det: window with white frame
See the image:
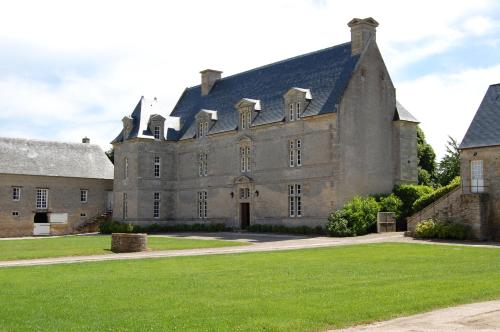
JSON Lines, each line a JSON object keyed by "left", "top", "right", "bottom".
{"left": 288, "top": 184, "right": 302, "bottom": 217}
{"left": 471, "top": 160, "right": 484, "bottom": 193}
{"left": 239, "top": 108, "right": 252, "bottom": 130}
{"left": 239, "top": 188, "right": 250, "bottom": 199}
{"left": 288, "top": 103, "right": 295, "bottom": 121}
{"left": 36, "top": 188, "right": 48, "bottom": 209}
{"left": 153, "top": 192, "right": 160, "bottom": 218}
{"left": 80, "top": 189, "right": 88, "bottom": 203}
{"left": 154, "top": 155, "right": 161, "bottom": 178}
{"left": 295, "top": 95, "right": 301, "bottom": 119}
{"left": 124, "top": 157, "right": 129, "bottom": 179}
{"left": 198, "top": 121, "right": 209, "bottom": 138}
{"left": 288, "top": 138, "right": 302, "bottom": 167}
{"left": 12, "top": 187, "right": 20, "bottom": 201}
{"left": 154, "top": 125, "right": 161, "bottom": 140}
{"left": 198, "top": 191, "right": 207, "bottom": 219}
{"left": 198, "top": 152, "right": 208, "bottom": 177}
{"left": 123, "top": 193, "right": 128, "bottom": 219}
{"left": 240, "top": 145, "right": 251, "bottom": 173}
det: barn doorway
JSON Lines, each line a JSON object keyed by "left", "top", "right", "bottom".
{"left": 33, "top": 213, "right": 50, "bottom": 235}
{"left": 34, "top": 213, "right": 48, "bottom": 223}
{"left": 240, "top": 203, "right": 250, "bottom": 229}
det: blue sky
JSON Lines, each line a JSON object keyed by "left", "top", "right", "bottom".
{"left": 0, "top": 0, "right": 499, "bottom": 158}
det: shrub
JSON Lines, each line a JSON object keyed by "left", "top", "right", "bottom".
{"left": 414, "top": 218, "right": 472, "bottom": 240}
{"left": 100, "top": 222, "right": 233, "bottom": 234}
{"left": 99, "top": 220, "right": 135, "bottom": 234}
{"left": 412, "top": 177, "right": 461, "bottom": 213}
{"left": 246, "top": 224, "right": 325, "bottom": 235}
{"left": 393, "top": 184, "right": 434, "bottom": 219}
{"left": 378, "top": 194, "right": 403, "bottom": 219}
{"left": 327, "top": 196, "right": 380, "bottom": 237}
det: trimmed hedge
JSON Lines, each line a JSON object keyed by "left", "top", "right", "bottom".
{"left": 246, "top": 224, "right": 326, "bottom": 235}
{"left": 393, "top": 184, "right": 434, "bottom": 219}
{"left": 412, "top": 177, "right": 461, "bottom": 213}
{"left": 99, "top": 221, "right": 232, "bottom": 234}
{"left": 414, "top": 219, "right": 472, "bottom": 240}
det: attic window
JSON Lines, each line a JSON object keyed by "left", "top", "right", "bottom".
{"left": 154, "top": 126, "right": 161, "bottom": 140}
{"left": 239, "top": 107, "right": 252, "bottom": 130}
{"left": 198, "top": 121, "right": 208, "bottom": 138}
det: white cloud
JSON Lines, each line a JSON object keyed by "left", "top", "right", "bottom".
{"left": 0, "top": 0, "right": 499, "bottom": 154}
{"left": 397, "top": 64, "right": 500, "bottom": 159}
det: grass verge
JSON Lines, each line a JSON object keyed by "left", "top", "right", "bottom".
{"left": 1, "top": 243, "right": 500, "bottom": 331}
{"left": 0, "top": 235, "right": 247, "bottom": 261}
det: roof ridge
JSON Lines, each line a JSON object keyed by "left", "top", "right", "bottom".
{"left": 186, "top": 42, "right": 352, "bottom": 90}
{"left": 0, "top": 136, "right": 100, "bottom": 147}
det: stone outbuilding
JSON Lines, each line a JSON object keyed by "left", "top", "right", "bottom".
{"left": 0, "top": 137, "right": 114, "bottom": 237}
{"left": 112, "top": 17, "right": 419, "bottom": 229}
{"left": 408, "top": 84, "right": 500, "bottom": 240}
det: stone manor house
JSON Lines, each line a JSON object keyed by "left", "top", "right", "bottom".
{"left": 112, "top": 18, "right": 419, "bottom": 229}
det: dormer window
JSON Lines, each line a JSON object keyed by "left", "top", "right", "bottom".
{"left": 284, "top": 88, "right": 312, "bottom": 122}
{"left": 154, "top": 126, "right": 161, "bottom": 140}
{"left": 239, "top": 107, "right": 252, "bottom": 130}
{"left": 198, "top": 121, "right": 208, "bottom": 138}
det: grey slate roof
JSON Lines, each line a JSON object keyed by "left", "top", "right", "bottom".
{"left": 0, "top": 137, "right": 114, "bottom": 179}
{"left": 460, "top": 84, "right": 500, "bottom": 149}
{"left": 394, "top": 101, "right": 419, "bottom": 123}
{"left": 170, "top": 42, "right": 360, "bottom": 140}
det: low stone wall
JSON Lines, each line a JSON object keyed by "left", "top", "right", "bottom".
{"left": 407, "top": 189, "right": 489, "bottom": 240}
{"left": 111, "top": 233, "right": 148, "bottom": 253}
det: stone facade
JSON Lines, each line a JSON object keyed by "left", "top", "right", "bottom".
{"left": 0, "top": 138, "right": 114, "bottom": 237}
{"left": 112, "top": 18, "right": 418, "bottom": 229}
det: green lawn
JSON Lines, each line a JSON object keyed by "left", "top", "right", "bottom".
{"left": 0, "top": 235, "right": 247, "bottom": 261}
{"left": 1, "top": 243, "right": 500, "bottom": 331}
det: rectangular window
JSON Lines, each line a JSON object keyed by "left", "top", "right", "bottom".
{"left": 198, "top": 122, "right": 204, "bottom": 137}
{"left": 296, "top": 102, "right": 301, "bottom": 119}
{"left": 154, "top": 156, "right": 161, "bottom": 178}
{"left": 288, "top": 184, "right": 302, "bottom": 218}
{"left": 36, "top": 189, "right": 48, "bottom": 209}
{"left": 198, "top": 153, "right": 208, "bottom": 177}
{"left": 12, "top": 187, "right": 20, "bottom": 201}
{"left": 154, "top": 126, "right": 161, "bottom": 140}
{"left": 203, "top": 122, "right": 208, "bottom": 136}
{"left": 288, "top": 139, "right": 302, "bottom": 167}
{"left": 239, "top": 188, "right": 250, "bottom": 199}
{"left": 80, "top": 189, "right": 88, "bottom": 203}
{"left": 240, "top": 146, "right": 248, "bottom": 173}
{"left": 198, "top": 191, "right": 207, "bottom": 219}
{"left": 12, "top": 211, "right": 19, "bottom": 217}
{"left": 471, "top": 160, "right": 484, "bottom": 193}
{"left": 123, "top": 193, "right": 128, "bottom": 219}
{"left": 289, "top": 103, "right": 295, "bottom": 121}
{"left": 153, "top": 192, "right": 160, "bottom": 218}
{"left": 124, "top": 157, "right": 129, "bottom": 179}
{"left": 240, "top": 112, "right": 246, "bottom": 129}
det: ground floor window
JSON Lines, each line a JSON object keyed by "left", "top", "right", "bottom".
{"left": 198, "top": 191, "right": 207, "bottom": 219}
{"left": 12, "top": 211, "right": 19, "bottom": 217}
{"left": 36, "top": 188, "right": 48, "bottom": 209}
{"left": 123, "top": 193, "right": 128, "bottom": 219}
{"left": 288, "top": 184, "right": 302, "bottom": 217}
{"left": 153, "top": 192, "right": 160, "bottom": 218}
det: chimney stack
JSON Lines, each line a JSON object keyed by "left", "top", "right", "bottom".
{"left": 82, "top": 137, "right": 90, "bottom": 144}
{"left": 200, "top": 69, "right": 222, "bottom": 96}
{"left": 347, "top": 17, "right": 379, "bottom": 56}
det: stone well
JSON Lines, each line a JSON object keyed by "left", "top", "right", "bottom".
{"left": 111, "top": 233, "right": 148, "bottom": 253}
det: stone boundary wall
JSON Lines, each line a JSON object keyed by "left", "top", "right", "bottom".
{"left": 407, "top": 187, "right": 489, "bottom": 239}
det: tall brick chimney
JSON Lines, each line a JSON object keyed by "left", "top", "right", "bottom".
{"left": 348, "top": 17, "right": 379, "bottom": 56}
{"left": 200, "top": 69, "right": 222, "bottom": 96}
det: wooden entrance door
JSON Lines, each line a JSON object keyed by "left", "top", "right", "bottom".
{"left": 240, "top": 203, "right": 250, "bottom": 229}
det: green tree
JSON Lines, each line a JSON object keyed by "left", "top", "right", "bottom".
{"left": 437, "top": 136, "right": 460, "bottom": 186}
{"left": 417, "top": 126, "right": 437, "bottom": 186}
{"left": 105, "top": 147, "right": 114, "bottom": 164}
